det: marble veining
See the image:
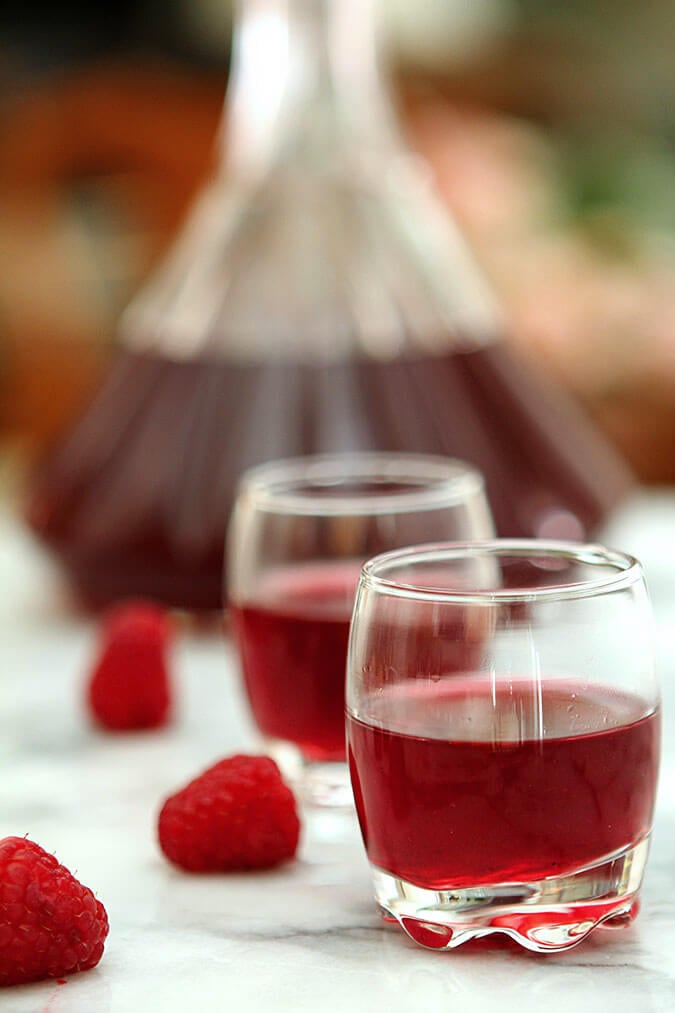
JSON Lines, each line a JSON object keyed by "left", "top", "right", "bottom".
{"left": 1, "top": 496, "right": 675, "bottom": 1012}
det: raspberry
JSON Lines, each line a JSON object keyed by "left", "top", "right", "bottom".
{"left": 158, "top": 755, "right": 300, "bottom": 872}
{"left": 0, "top": 838, "right": 109, "bottom": 987}
{"left": 87, "top": 600, "right": 173, "bottom": 731}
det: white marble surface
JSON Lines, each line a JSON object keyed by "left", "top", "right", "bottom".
{"left": 1, "top": 494, "right": 675, "bottom": 1013}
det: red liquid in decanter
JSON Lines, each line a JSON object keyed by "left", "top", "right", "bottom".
{"left": 26, "top": 340, "right": 631, "bottom": 610}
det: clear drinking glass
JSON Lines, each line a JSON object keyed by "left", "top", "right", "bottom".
{"left": 347, "top": 540, "right": 661, "bottom": 952}
{"left": 227, "top": 453, "right": 494, "bottom": 806}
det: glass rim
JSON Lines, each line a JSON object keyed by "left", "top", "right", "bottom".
{"left": 360, "top": 539, "right": 644, "bottom": 603}
{"left": 235, "top": 453, "right": 486, "bottom": 516}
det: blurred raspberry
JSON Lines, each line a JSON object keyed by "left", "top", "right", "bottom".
{"left": 0, "top": 837, "right": 109, "bottom": 987}
{"left": 87, "top": 600, "right": 173, "bottom": 731}
{"left": 158, "top": 755, "right": 300, "bottom": 872}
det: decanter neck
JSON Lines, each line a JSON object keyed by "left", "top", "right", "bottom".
{"left": 222, "top": 0, "right": 399, "bottom": 178}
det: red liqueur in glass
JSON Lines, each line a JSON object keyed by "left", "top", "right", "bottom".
{"left": 348, "top": 678, "right": 660, "bottom": 890}
{"left": 231, "top": 567, "right": 356, "bottom": 762}
{"left": 232, "top": 562, "right": 486, "bottom": 764}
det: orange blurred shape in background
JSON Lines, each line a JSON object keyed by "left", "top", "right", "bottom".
{"left": 0, "top": 62, "right": 223, "bottom": 455}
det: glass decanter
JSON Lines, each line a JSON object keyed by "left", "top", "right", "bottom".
{"left": 27, "top": 0, "right": 632, "bottom": 610}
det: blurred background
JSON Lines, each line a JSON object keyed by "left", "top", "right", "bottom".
{"left": 1, "top": 0, "right": 673, "bottom": 491}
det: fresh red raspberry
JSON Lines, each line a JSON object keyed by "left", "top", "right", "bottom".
{"left": 0, "top": 837, "right": 109, "bottom": 987}
{"left": 158, "top": 755, "right": 300, "bottom": 872}
{"left": 87, "top": 600, "right": 173, "bottom": 731}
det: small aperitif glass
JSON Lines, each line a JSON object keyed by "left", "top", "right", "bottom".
{"left": 347, "top": 540, "right": 661, "bottom": 952}
{"left": 227, "top": 453, "right": 494, "bottom": 806}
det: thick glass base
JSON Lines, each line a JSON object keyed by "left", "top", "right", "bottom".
{"left": 372, "top": 837, "right": 650, "bottom": 953}
{"left": 263, "top": 738, "right": 353, "bottom": 808}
